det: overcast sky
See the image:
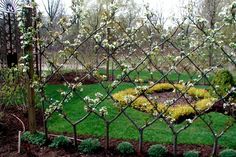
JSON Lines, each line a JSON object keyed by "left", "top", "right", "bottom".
{"left": 35, "top": 0, "right": 188, "bottom": 25}
{"left": 36, "top": 0, "right": 187, "bottom": 14}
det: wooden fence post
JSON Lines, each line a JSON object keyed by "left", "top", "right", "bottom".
{"left": 106, "top": 27, "right": 111, "bottom": 81}
{"left": 24, "top": 6, "right": 36, "bottom": 134}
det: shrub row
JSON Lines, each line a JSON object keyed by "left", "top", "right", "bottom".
{"left": 21, "top": 131, "right": 70, "bottom": 148}
{"left": 21, "top": 132, "right": 236, "bottom": 156}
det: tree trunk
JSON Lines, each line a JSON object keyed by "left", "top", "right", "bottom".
{"left": 138, "top": 129, "right": 143, "bottom": 153}
{"left": 173, "top": 133, "right": 178, "bottom": 157}
{"left": 105, "top": 122, "right": 110, "bottom": 150}
{"left": 212, "top": 138, "right": 218, "bottom": 157}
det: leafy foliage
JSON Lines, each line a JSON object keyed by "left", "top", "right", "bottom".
{"left": 0, "top": 67, "right": 27, "bottom": 106}
{"left": 116, "top": 142, "right": 135, "bottom": 155}
{"left": 148, "top": 144, "right": 168, "bottom": 157}
{"left": 49, "top": 135, "right": 70, "bottom": 148}
{"left": 21, "top": 131, "right": 46, "bottom": 146}
{"left": 183, "top": 150, "right": 199, "bottom": 157}
{"left": 219, "top": 149, "right": 236, "bottom": 157}
{"left": 210, "top": 69, "right": 235, "bottom": 98}
{"left": 78, "top": 138, "right": 101, "bottom": 154}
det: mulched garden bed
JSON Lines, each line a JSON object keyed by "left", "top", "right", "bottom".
{"left": 47, "top": 72, "right": 99, "bottom": 85}
{"left": 47, "top": 71, "right": 119, "bottom": 85}
{"left": 47, "top": 71, "right": 161, "bottom": 85}
{"left": 152, "top": 91, "right": 196, "bottom": 105}
{"left": 0, "top": 105, "right": 222, "bottom": 157}
{"left": 16, "top": 140, "right": 217, "bottom": 157}
{"left": 0, "top": 106, "right": 43, "bottom": 156}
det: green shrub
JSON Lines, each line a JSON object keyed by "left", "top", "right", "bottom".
{"left": 21, "top": 131, "right": 46, "bottom": 146}
{"left": 49, "top": 135, "right": 70, "bottom": 148}
{"left": 0, "top": 67, "right": 27, "bottom": 106}
{"left": 117, "top": 142, "right": 135, "bottom": 155}
{"left": 183, "top": 150, "right": 199, "bottom": 157}
{"left": 211, "top": 69, "right": 235, "bottom": 98}
{"left": 78, "top": 138, "right": 101, "bottom": 154}
{"left": 219, "top": 149, "right": 236, "bottom": 157}
{"left": 148, "top": 144, "right": 167, "bottom": 157}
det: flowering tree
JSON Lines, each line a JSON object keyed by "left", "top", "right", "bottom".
{"left": 6, "top": 0, "right": 236, "bottom": 156}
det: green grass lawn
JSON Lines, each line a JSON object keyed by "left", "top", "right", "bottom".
{"left": 98, "top": 69, "right": 207, "bottom": 83}
{"left": 59, "top": 68, "right": 209, "bottom": 84}
{"left": 45, "top": 83, "right": 236, "bottom": 149}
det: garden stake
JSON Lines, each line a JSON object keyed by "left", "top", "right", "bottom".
{"left": 17, "top": 131, "right": 21, "bottom": 154}
{"left": 106, "top": 27, "right": 111, "bottom": 80}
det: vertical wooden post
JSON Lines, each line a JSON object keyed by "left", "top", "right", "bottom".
{"left": 6, "top": 12, "right": 18, "bottom": 67}
{"left": 111, "top": 59, "right": 114, "bottom": 81}
{"left": 33, "top": 4, "right": 40, "bottom": 76}
{"left": 2, "top": 12, "right": 7, "bottom": 67}
{"left": 106, "top": 27, "right": 111, "bottom": 80}
{"left": 24, "top": 6, "right": 36, "bottom": 134}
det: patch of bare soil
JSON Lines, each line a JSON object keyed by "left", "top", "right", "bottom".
{"left": 0, "top": 106, "right": 43, "bottom": 157}
{"left": 47, "top": 71, "right": 144, "bottom": 85}
{"left": 152, "top": 91, "right": 196, "bottom": 106}
{"left": 47, "top": 72, "right": 99, "bottom": 85}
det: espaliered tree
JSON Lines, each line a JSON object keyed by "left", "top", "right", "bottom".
{"left": 33, "top": 1, "right": 236, "bottom": 157}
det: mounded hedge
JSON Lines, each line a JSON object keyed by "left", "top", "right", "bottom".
{"left": 113, "top": 83, "right": 215, "bottom": 121}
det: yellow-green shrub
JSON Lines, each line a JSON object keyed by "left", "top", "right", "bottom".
{"left": 168, "top": 105, "right": 195, "bottom": 121}
{"left": 132, "top": 97, "right": 153, "bottom": 113}
{"left": 187, "top": 88, "right": 211, "bottom": 99}
{"left": 112, "top": 88, "right": 137, "bottom": 105}
{"left": 112, "top": 83, "right": 214, "bottom": 121}
{"left": 195, "top": 98, "right": 215, "bottom": 111}
{"left": 173, "top": 84, "right": 186, "bottom": 91}
{"left": 147, "top": 83, "right": 174, "bottom": 93}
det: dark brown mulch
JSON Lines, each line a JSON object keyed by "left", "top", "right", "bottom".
{"left": 0, "top": 106, "right": 44, "bottom": 157}
{"left": 47, "top": 72, "right": 99, "bottom": 85}
{"left": 152, "top": 92, "right": 196, "bottom": 106}
{"left": 10, "top": 138, "right": 218, "bottom": 157}
{"left": 1, "top": 137, "right": 218, "bottom": 157}
{"left": 46, "top": 71, "right": 144, "bottom": 85}
{"left": 98, "top": 138, "right": 218, "bottom": 157}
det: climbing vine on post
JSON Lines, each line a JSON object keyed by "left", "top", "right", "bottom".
{"left": 19, "top": 4, "right": 37, "bottom": 134}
